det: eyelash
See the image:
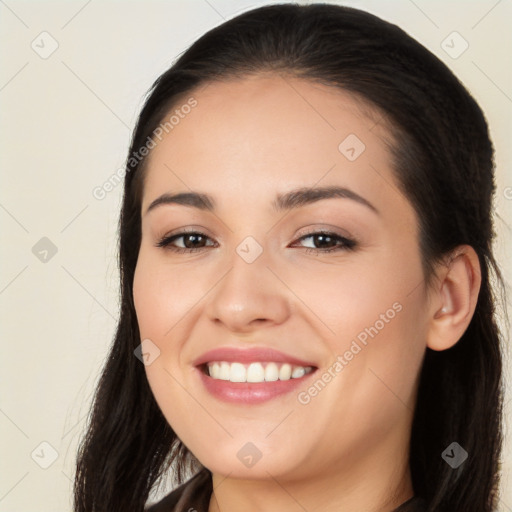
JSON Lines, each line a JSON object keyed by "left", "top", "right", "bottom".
{"left": 155, "top": 229, "right": 357, "bottom": 255}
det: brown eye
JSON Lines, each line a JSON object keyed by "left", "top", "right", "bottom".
{"left": 293, "top": 231, "right": 356, "bottom": 254}
{"left": 156, "top": 231, "right": 216, "bottom": 253}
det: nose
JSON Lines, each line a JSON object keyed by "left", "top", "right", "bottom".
{"left": 205, "top": 248, "right": 291, "bottom": 334}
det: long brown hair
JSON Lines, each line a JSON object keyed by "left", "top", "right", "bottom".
{"left": 73, "top": 4, "right": 505, "bottom": 511}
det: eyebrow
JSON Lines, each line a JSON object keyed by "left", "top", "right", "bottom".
{"left": 144, "top": 185, "right": 379, "bottom": 216}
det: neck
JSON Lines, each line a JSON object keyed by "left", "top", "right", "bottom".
{"left": 208, "top": 442, "right": 414, "bottom": 512}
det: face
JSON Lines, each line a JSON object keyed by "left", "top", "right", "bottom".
{"left": 133, "top": 74, "right": 429, "bottom": 483}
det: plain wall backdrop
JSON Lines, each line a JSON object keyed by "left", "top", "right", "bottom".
{"left": 0, "top": 0, "right": 511, "bottom": 510}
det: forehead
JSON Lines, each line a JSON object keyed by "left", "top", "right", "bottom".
{"left": 141, "top": 73, "right": 402, "bottom": 216}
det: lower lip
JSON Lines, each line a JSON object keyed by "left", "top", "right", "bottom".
{"left": 196, "top": 367, "right": 317, "bottom": 404}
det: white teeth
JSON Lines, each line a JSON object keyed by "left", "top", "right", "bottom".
{"left": 265, "top": 362, "right": 279, "bottom": 382}
{"left": 230, "top": 362, "right": 246, "bottom": 382}
{"left": 291, "top": 366, "right": 306, "bottom": 379}
{"left": 247, "top": 362, "right": 265, "bottom": 382}
{"left": 279, "top": 363, "right": 292, "bottom": 380}
{"left": 211, "top": 362, "right": 220, "bottom": 379}
{"left": 219, "top": 362, "right": 230, "bottom": 380}
{"left": 207, "top": 361, "right": 313, "bottom": 383}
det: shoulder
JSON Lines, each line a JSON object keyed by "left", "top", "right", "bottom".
{"left": 394, "top": 496, "right": 428, "bottom": 512}
{"left": 145, "top": 468, "right": 212, "bottom": 512}
{"left": 395, "top": 496, "right": 427, "bottom": 512}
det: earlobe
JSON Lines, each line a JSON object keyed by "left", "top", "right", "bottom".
{"left": 426, "top": 245, "right": 482, "bottom": 351}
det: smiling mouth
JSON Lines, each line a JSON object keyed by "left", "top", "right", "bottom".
{"left": 200, "top": 361, "right": 316, "bottom": 383}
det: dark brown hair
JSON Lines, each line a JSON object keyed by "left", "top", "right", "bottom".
{"left": 73, "top": 4, "right": 505, "bottom": 511}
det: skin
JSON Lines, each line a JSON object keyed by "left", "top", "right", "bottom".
{"left": 132, "top": 73, "right": 481, "bottom": 512}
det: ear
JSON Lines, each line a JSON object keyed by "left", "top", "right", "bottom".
{"left": 426, "top": 245, "right": 482, "bottom": 351}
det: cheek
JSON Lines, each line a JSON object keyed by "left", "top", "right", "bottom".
{"left": 307, "top": 245, "right": 426, "bottom": 406}
{"left": 133, "top": 249, "right": 205, "bottom": 341}
{"left": 292, "top": 291, "right": 425, "bottom": 470}
{"left": 132, "top": 251, "right": 207, "bottom": 442}
{"left": 306, "top": 257, "right": 417, "bottom": 344}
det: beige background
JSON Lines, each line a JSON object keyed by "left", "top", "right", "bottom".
{"left": 0, "top": 0, "right": 510, "bottom": 510}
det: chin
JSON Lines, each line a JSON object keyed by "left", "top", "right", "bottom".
{"left": 188, "top": 437, "right": 311, "bottom": 481}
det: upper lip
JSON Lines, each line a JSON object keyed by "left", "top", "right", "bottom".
{"left": 193, "top": 347, "right": 317, "bottom": 368}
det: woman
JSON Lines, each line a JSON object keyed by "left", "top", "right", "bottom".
{"left": 73, "top": 3, "right": 505, "bottom": 512}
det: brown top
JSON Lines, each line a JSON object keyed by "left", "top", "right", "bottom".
{"left": 145, "top": 468, "right": 428, "bottom": 512}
